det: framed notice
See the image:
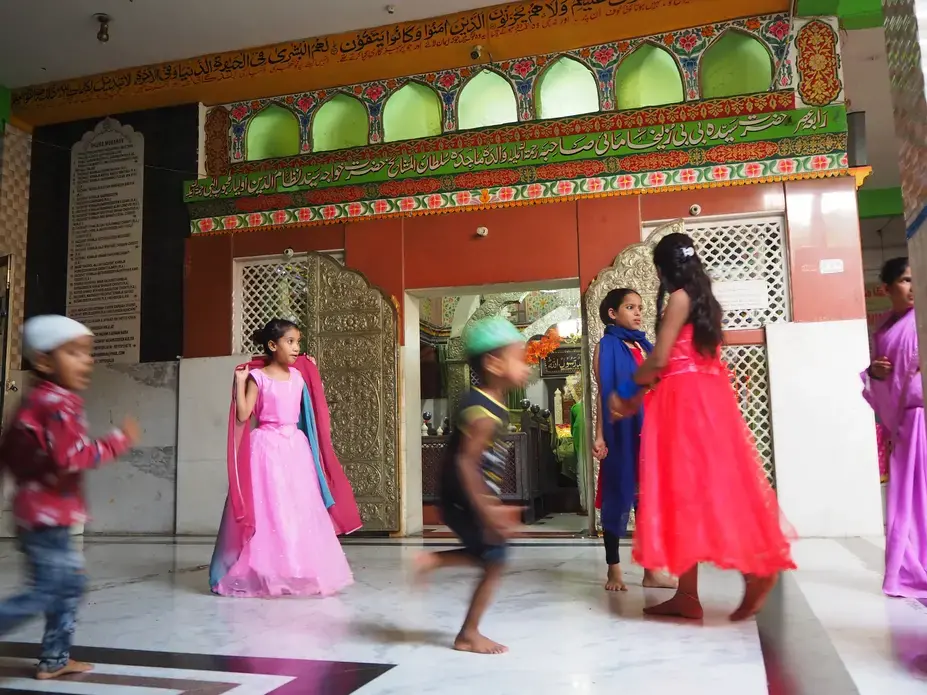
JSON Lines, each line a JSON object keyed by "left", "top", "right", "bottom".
{"left": 66, "top": 119, "right": 144, "bottom": 364}
{"left": 711, "top": 280, "right": 769, "bottom": 313}
{"left": 541, "top": 347, "right": 582, "bottom": 377}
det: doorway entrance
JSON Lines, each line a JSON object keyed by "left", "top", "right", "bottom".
{"left": 411, "top": 280, "right": 592, "bottom": 538}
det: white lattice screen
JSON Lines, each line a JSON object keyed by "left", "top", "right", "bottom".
{"left": 692, "top": 218, "right": 784, "bottom": 482}
{"left": 693, "top": 217, "right": 788, "bottom": 329}
{"left": 646, "top": 217, "right": 789, "bottom": 330}
{"left": 721, "top": 343, "right": 775, "bottom": 483}
{"left": 638, "top": 216, "right": 786, "bottom": 485}
{"left": 233, "top": 252, "right": 343, "bottom": 354}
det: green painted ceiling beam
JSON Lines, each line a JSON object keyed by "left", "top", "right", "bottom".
{"left": 797, "top": 0, "right": 840, "bottom": 14}
{"left": 858, "top": 186, "right": 905, "bottom": 219}
{"left": 797, "top": 0, "right": 884, "bottom": 28}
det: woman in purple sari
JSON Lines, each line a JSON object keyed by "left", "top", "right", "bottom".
{"left": 862, "top": 257, "right": 927, "bottom": 598}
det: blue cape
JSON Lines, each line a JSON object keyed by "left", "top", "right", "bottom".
{"left": 298, "top": 384, "right": 335, "bottom": 509}
{"left": 599, "top": 325, "right": 652, "bottom": 536}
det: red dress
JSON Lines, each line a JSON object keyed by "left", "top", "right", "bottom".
{"left": 595, "top": 343, "right": 646, "bottom": 511}
{"left": 632, "top": 325, "right": 795, "bottom": 577}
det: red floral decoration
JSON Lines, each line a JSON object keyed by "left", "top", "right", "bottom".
{"left": 525, "top": 328, "right": 562, "bottom": 365}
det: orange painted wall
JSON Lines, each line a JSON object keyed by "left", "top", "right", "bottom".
{"left": 577, "top": 197, "right": 642, "bottom": 291}
{"left": 404, "top": 203, "right": 580, "bottom": 290}
{"left": 183, "top": 225, "right": 346, "bottom": 357}
{"left": 640, "top": 184, "right": 786, "bottom": 221}
{"left": 183, "top": 178, "right": 865, "bottom": 359}
{"left": 185, "top": 234, "right": 233, "bottom": 357}
{"left": 232, "top": 224, "right": 345, "bottom": 259}
{"left": 344, "top": 218, "right": 405, "bottom": 312}
{"left": 784, "top": 178, "right": 866, "bottom": 322}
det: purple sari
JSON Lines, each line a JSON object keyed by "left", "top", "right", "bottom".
{"left": 862, "top": 308, "right": 927, "bottom": 598}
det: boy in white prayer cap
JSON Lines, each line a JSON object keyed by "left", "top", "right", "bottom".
{"left": 0, "top": 315, "right": 139, "bottom": 679}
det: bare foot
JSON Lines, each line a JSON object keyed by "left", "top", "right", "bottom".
{"left": 412, "top": 552, "right": 440, "bottom": 586}
{"left": 730, "top": 574, "right": 778, "bottom": 622}
{"left": 644, "top": 592, "right": 704, "bottom": 620}
{"left": 605, "top": 565, "right": 628, "bottom": 592}
{"left": 454, "top": 631, "right": 508, "bottom": 655}
{"left": 36, "top": 660, "right": 93, "bottom": 680}
{"left": 642, "top": 570, "right": 677, "bottom": 589}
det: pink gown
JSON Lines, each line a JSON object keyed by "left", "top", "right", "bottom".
{"left": 214, "top": 368, "right": 353, "bottom": 597}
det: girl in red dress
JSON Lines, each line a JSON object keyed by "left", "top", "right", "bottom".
{"left": 609, "top": 232, "right": 795, "bottom": 621}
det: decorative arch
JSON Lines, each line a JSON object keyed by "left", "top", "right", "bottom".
{"left": 535, "top": 56, "right": 600, "bottom": 120}
{"left": 457, "top": 69, "right": 518, "bottom": 130}
{"left": 311, "top": 93, "right": 369, "bottom": 153}
{"left": 383, "top": 82, "right": 443, "bottom": 142}
{"left": 245, "top": 103, "right": 300, "bottom": 161}
{"left": 614, "top": 42, "right": 685, "bottom": 110}
{"left": 700, "top": 29, "right": 774, "bottom": 99}
{"left": 520, "top": 289, "right": 581, "bottom": 339}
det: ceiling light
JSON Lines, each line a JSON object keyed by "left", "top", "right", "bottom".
{"left": 94, "top": 13, "right": 111, "bottom": 43}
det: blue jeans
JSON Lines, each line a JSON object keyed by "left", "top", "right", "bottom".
{"left": 0, "top": 526, "right": 87, "bottom": 672}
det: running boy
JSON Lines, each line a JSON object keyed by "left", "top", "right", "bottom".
{"left": 416, "top": 316, "right": 529, "bottom": 654}
{"left": 0, "top": 316, "right": 139, "bottom": 679}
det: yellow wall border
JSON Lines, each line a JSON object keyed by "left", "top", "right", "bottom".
{"left": 13, "top": 0, "right": 788, "bottom": 126}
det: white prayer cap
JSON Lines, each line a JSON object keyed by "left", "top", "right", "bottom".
{"left": 23, "top": 315, "right": 93, "bottom": 361}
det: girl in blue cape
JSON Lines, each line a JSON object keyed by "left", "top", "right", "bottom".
{"left": 592, "top": 289, "right": 676, "bottom": 592}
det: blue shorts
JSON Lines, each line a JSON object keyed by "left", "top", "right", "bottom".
{"left": 441, "top": 500, "right": 507, "bottom": 565}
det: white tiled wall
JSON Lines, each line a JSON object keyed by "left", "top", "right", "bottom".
{"left": 83, "top": 362, "right": 178, "bottom": 534}
{"left": 767, "top": 319, "right": 884, "bottom": 537}
{"left": 1, "top": 364, "right": 179, "bottom": 536}
{"left": 176, "top": 355, "right": 245, "bottom": 534}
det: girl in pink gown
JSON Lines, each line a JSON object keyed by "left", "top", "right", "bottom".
{"left": 209, "top": 319, "right": 355, "bottom": 597}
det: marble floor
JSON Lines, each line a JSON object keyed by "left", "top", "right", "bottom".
{"left": 0, "top": 536, "right": 923, "bottom": 694}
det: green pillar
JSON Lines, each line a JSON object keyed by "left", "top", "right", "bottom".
{"left": 0, "top": 85, "right": 9, "bottom": 127}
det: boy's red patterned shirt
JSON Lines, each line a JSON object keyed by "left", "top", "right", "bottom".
{"left": 0, "top": 380, "right": 130, "bottom": 528}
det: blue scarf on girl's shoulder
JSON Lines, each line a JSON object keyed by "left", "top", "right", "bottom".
{"left": 598, "top": 325, "right": 653, "bottom": 536}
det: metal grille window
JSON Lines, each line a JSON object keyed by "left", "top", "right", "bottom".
{"left": 233, "top": 252, "right": 344, "bottom": 355}
{"left": 690, "top": 217, "right": 789, "bottom": 330}
{"left": 722, "top": 343, "right": 775, "bottom": 484}
{"left": 645, "top": 217, "right": 789, "bottom": 330}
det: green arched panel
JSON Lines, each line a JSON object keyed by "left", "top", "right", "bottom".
{"left": 312, "top": 94, "right": 368, "bottom": 152}
{"left": 536, "top": 57, "right": 599, "bottom": 120}
{"left": 245, "top": 104, "right": 300, "bottom": 161}
{"left": 383, "top": 83, "right": 443, "bottom": 142}
{"left": 701, "top": 31, "right": 774, "bottom": 99}
{"left": 615, "top": 44, "right": 684, "bottom": 109}
{"left": 458, "top": 70, "right": 518, "bottom": 130}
